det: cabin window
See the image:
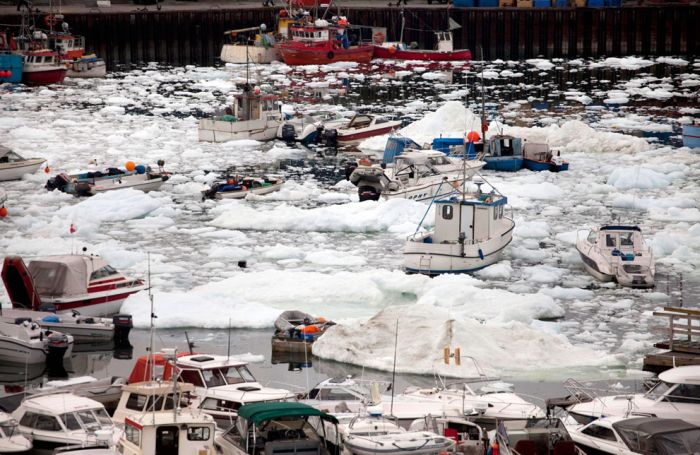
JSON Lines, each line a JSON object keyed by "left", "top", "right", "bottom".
{"left": 665, "top": 384, "right": 700, "bottom": 403}
{"left": 125, "top": 424, "right": 141, "bottom": 446}
{"left": 201, "top": 369, "right": 226, "bottom": 387}
{"left": 499, "top": 205, "right": 504, "bottom": 219}
{"left": 188, "top": 426, "right": 211, "bottom": 441}
{"left": 90, "top": 265, "right": 118, "bottom": 280}
{"left": 126, "top": 394, "right": 148, "bottom": 411}
{"left": 61, "top": 413, "right": 82, "bottom": 431}
{"left": 581, "top": 424, "right": 617, "bottom": 442}
{"left": 94, "top": 408, "right": 112, "bottom": 426}
{"left": 620, "top": 232, "right": 634, "bottom": 247}
{"left": 201, "top": 398, "right": 241, "bottom": 412}
{"left": 315, "top": 388, "right": 357, "bottom": 401}
{"left": 587, "top": 231, "right": 597, "bottom": 244}
{"left": 220, "top": 366, "right": 256, "bottom": 384}
{"left": 605, "top": 234, "right": 616, "bottom": 248}
{"left": 179, "top": 369, "right": 205, "bottom": 387}
{"left": 35, "top": 415, "right": 62, "bottom": 431}
{"left": 76, "top": 410, "right": 101, "bottom": 431}
{"left": 493, "top": 207, "right": 498, "bottom": 220}
{"left": 442, "top": 205, "right": 453, "bottom": 220}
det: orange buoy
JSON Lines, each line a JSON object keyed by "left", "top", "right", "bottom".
{"left": 317, "top": 317, "right": 327, "bottom": 323}
{"left": 466, "top": 130, "right": 480, "bottom": 143}
{"left": 0, "top": 207, "right": 7, "bottom": 218}
{"left": 301, "top": 325, "right": 320, "bottom": 334}
{"left": 125, "top": 161, "right": 136, "bottom": 172}
{"left": 44, "top": 165, "right": 50, "bottom": 173}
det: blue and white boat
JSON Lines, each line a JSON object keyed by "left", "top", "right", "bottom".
{"left": 682, "top": 123, "right": 700, "bottom": 148}
{"left": 0, "top": 52, "right": 22, "bottom": 84}
{"left": 482, "top": 135, "right": 524, "bottom": 172}
{"left": 522, "top": 142, "right": 569, "bottom": 172}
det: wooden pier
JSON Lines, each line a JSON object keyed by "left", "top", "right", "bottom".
{"left": 0, "top": 4, "right": 697, "bottom": 69}
{"left": 643, "top": 306, "right": 700, "bottom": 374}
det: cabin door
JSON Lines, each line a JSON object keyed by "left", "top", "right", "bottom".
{"left": 156, "top": 426, "right": 179, "bottom": 454}
{"left": 473, "top": 207, "right": 490, "bottom": 241}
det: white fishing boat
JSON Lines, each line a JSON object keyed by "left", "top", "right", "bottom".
{"left": 408, "top": 416, "right": 484, "bottom": 455}
{"left": 1, "top": 254, "right": 148, "bottom": 317}
{"left": 0, "top": 145, "right": 46, "bottom": 181}
{"left": 0, "top": 411, "right": 32, "bottom": 454}
{"left": 45, "top": 162, "right": 170, "bottom": 196}
{"left": 568, "top": 416, "right": 700, "bottom": 455}
{"left": 120, "top": 409, "right": 215, "bottom": 455}
{"left": 0, "top": 319, "right": 73, "bottom": 365}
{"left": 13, "top": 393, "right": 119, "bottom": 453}
{"left": 164, "top": 354, "right": 295, "bottom": 428}
{"left": 576, "top": 225, "right": 655, "bottom": 288}
{"left": 65, "top": 55, "right": 107, "bottom": 78}
{"left": 112, "top": 381, "right": 196, "bottom": 427}
{"left": 220, "top": 25, "right": 282, "bottom": 64}
{"left": 198, "top": 84, "right": 282, "bottom": 142}
{"left": 201, "top": 176, "right": 285, "bottom": 200}
{"left": 349, "top": 150, "right": 485, "bottom": 202}
{"left": 27, "top": 376, "right": 126, "bottom": 412}
{"left": 565, "top": 365, "right": 700, "bottom": 426}
{"left": 403, "top": 180, "right": 514, "bottom": 275}
{"left": 334, "top": 114, "right": 402, "bottom": 145}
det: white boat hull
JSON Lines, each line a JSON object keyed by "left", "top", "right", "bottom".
{"left": 0, "top": 158, "right": 46, "bottom": 181}
{"left": 0, "top": 337, "right": 47, "bottom": 364}
{"left": 198, "top": 118, "right": 280, "bottom": 142}
{"left": 404, "top": 219, "right": 515, "bottom": 274}
{"left": 343, "top": 432, "right": 454, "bottom": 455}
{"left": 66, "top": 59, "right": 107, "bottom": 78}
{"left": 216, "top": 182, "right": 284, "bottom": 199}
{"left": 42, "top": 296, "right": 130, "bottom": 318}
{"left": 88, "top": 176, "right": 166, "bottom": 194}
{"left": 220, "top": 44, "right": 280, "bottom": 64}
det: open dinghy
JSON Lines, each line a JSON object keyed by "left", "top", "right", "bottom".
{"left": 45, "top": 161, "right": 170, "bottom": 196}
{"left": 0, "top": 145, "right": 46, "bottom": 181}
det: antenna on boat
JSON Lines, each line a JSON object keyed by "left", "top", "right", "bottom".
{"left": 227, "top": 318, "right": 231, "bottom": 361}
{"left": 389, "top": 318, "right": 399, "bottom": 417}
{"left": 479, "top": 46, "right": 486, "bottom": 142}
{"left": 147, "top": 252, "right": 155, "bottom": 384}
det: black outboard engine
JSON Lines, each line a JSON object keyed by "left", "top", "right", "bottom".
{"left": 112, "top": 314, "right": 133, "bottom": 348}
{"left": 358, "top": 185, "right": 381, "bottom": 202}
{"left": 345, "top": 160, "right": 358, "bottom": 181}
{"left": 324, "top": 128, "right": 338, "bottom": 148}
{"left": 314, "top": 125, "right": 325, "bottom": 144}
{"left": 45, "top": 330, "right": 71, "bottom": 370}
{"left": 45, "top": 173, "right": 70, "bottom": 192}
{"left": 74, "top": 181, "right": 92, "bottom": 197}
{"left": 201, "top": 183, "right": 220, "bottom": 201}
{"left": 281, "top": 124, "right": 296, "bottom": 143}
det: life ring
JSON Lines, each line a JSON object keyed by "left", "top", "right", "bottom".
{"left": 372, "top": 31, "right": 386, "bottom": 45}
{"left": 44, "top": 14, "right": 59, "bottom": 27}
{"left": 326, "top": 51, "right": 334, "bottom": 60}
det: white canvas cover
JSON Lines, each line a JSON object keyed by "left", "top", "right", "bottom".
{"left": 28, "top": 256, "right": 89, "bottom": 297}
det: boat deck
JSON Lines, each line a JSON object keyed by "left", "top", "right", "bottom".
{"left": 643, "top": 307, "right": 700, "bottom": 374}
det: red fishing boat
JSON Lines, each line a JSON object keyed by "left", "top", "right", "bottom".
{"left": 21, "top": 49, "right": 66, "bottom": 86}
{"left": 276, "top": 21, "right": 374, "bottom": 66}
{"left": 2, "top": 254, "right": 147, "bottom": 317}
{"left": 373, "top": 31, "right": 472, "bottom": 62}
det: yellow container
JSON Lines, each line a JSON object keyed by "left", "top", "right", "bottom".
{"left": 516, "top": 0, "right": 534, "bottom": 6}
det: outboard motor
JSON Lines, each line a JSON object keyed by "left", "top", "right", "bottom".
{"left": 45, "top": 330, "right": 71, "bottom": 369}
{"left": 281, "top": 123, "right": 296, "bottom": 143}
{"left": 112, "top": 314, "right": 133, "bottom": 348}
{"left": 201, "top": 183, "right": 220, "bottom": 201}
{"left": 45, "top": 173, "right": 70, "bottom": 192}
{"left": 324, "top": 128, "right": 338, "bottom": 148}
{"left": 344, "top": 160, "right": 358, "bottom": 181}
{"left": 314, "top": 125, "right": 325, "bottom": 144}
{"left": 358, "top": 185, "right": 381, "bottom": 202}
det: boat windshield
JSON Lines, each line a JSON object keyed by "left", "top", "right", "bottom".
{"left": 199, "top": 366, "right": 256, "bottom": 387}
{"left": 645, "top": 381, "right": 672, "bottom": 400}
{"left": 61, "top": 408, "right": 112, "bottom": 432}
{"left": 0, "top": 419, "right": 18, "bottom": 437}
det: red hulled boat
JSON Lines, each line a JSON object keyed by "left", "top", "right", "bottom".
{"left": 21, "top": 49, "right": 66, "bottom": 86}
{"left": 373, "top": 31, "right": 472, "bottom": 62}
{"left": 276, "top": 21, "right": 374, "bottom": 66}
{"left": 2, "top": 255, "right": 147, "bottom": 317}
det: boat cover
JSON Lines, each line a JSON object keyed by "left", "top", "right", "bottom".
{"left": 274, "top": 310, "right": 313, "bottom": 332}
{"left": 0, "top": 145, "right": 11, "bottom": 159}
{"left": 238, "top": 402, "right": 338, "bottom": 425}
{"left": 28, "top": 256, "right": 89, "bottom": 296}
{"left": 612, "top": 418, "right": 700, "bottom": 455}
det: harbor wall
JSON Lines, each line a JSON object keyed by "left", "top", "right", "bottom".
{"left": 0, "top": 5, "right": 696, "bottom": 68}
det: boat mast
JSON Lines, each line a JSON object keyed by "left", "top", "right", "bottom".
{"left": 480, "top": 46, "right": 486, "bottom": 141}
{"left": 399, "top": 8, "right": 405, "bottom": 45}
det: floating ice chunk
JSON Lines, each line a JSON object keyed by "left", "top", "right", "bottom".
{"left": 474, "top": 261, "right": 512, "bottom": 279}
{"left": 522, "top": 265, "right": 567, "bottom": 284}
{"left": 607, "top": 166, "right": 671, "bottom": 189}
{"left": 656, "top": 57, "right": 689, "bottom": 66}
{"left": 526, "top": 59, "right": 555, "bottom": 71}
{"left": 540, "top": 286, "right": 594, "bottom": 300}
{"left": 515, "top": 220, "right": 551, "bottom": 238}
{"left": 305, "top": 250, "right": 367, "bottom": 267}
{"left": 594, "top": 57, "right": 654, "bottom": 70}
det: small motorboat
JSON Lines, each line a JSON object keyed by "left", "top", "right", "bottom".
{"left": 404, "top": 180, "right": 514, "bottom": 275}
{"left": 277, "top": 111, "right": 347, "bottom": 145}
{"left": 568, "top": 416, "right": 699, "bottom": 455}
{"left": 349, "top": 150, "right": 484, "bottom": 202}
{"left": 522, "top": 142, "right": 569, "bottom": 172}
{"left": 334, "top": 114, "right": 401, "bottom": 145}
{"left": 0, "top": 319, "right": 73, "bottom": 366}
{"left": 202, "top": 175, "right": 285, "bottom": 200}
{"left": 21, "top": 49, "right": 67, "bottom": 86}
{"left": 374, "top": 28, "right": 472, "bottom": 62}
{"left": 576, "top": 225, "right": 655, "bottom": 288}
{"left": 273, "top": 310, "right": 335, "bottom": 353}
{"left": 0, "top": 145, "right": 46, "bottom": 181}
{"left": 2, "top": 254, "right": 148, "bottom": 317}
{"left": 13, "top": 393, "right": 119, "bottom": 452}
{"left": 482, "top": 135, "right": 524, "bottom": 172}
{"left": 341, "top": 414, "right": 455, "bottom": 455}
{"left": 0, "top": 411, "right": 32, "bottom": 454}
{"left": 45, "top": 161, "right": 170, "bottom": 196}
{"left": 65, "top": 54, "right": 107, "bottom": 78}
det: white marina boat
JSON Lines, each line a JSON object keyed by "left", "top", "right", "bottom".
{"left": 45, "top": 163, "right": 170, "bottom": 196}
{"left": 0, "top": 319, "right": 73, "bottom": 365}
{"left": 13, "top": 393, "right": 119, "bottom": 453}
{"left": 202, "top": 176, "right": 285, "bottom": 200}
{"left": 165, "top": 354, "right": 295, "bottom": 428}
{"left": 408, "top": 416, "right": 484, "bottom": 455}
{"left": 1, "top": 254, "right": 148, "bottom": 317}
{"left": 335, "top": 114, "right": 402, "bottom": 146}
{"left": 568, "top": 416, "right": 700, "bottom": 455}
{"left": 198, "top": 84, "right": 282, "bottom": 143}
{"left": 349, "top": 150, "right": 485, "bottom": 202}
{"left": 0, "top": 145, "right": 46, "bottom": 181}
{"left": 220, "top": 25, "right": 282, "bottom": 64}
{"left": 0, "top": 411, "right": 32, "bottom": 454}
{"left": 112, "top": 381, "right": 196, "bottom": 427}
{"left": 66, "top": 55, "right": 107, "bottom": 78}
{"left": 565, "top": 365, "right": 700, "bottom": 426}
{"left": 576, "top": 225, "right": 655, "bottom": 288}
{"left": 403, "top": 182, "right": 514, "bottom": 275}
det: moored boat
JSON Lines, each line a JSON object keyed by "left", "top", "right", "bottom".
{"left": 276, "top": 20, "right": 374, "bottom": 66}
{"left": 0, "top": 145, "right": 46, "bottom": 181}
{"left": 576, "top": 225, "right": 655, "bottom": 288}
{"left": 0, "top": 319, "right": 73, "bottom": 366}
{"left": 21, "top": 49, "right": 67, "bottom": 86}
{"left": 272, "top": 310, "right": 335, "bottom": 354}
{"left": 373, "top": 31, "right": 472, "bottom": 62}
{"left": 1, "top": 254, "right": 148, "bottom": 317}
{"left": 202, "top": 175, "right": 285, "bottom": 200}
{"left": 0, "top": 411, "right": 32, "bottom": 454}
{"left": 45, "top": 161, "right": 170, "bottom": 196}
{"left": 522, "top": 142, "right": 569, "bottom": 172}
{"left": 221, "top": 24, "right": 286, "bottom": 64}
{"left": 334, "top": 114, "right": 401, "bottom": 145}
{"left": 683, "top": 122, "right": 700, "bottom": 148}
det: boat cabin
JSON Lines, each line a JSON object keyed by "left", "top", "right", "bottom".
{"left": 0, "top": 146, "right": 27, "bottom": 163}
{"left": 431, "top": 192, "right": 509, "bottom": 244}
{"left": 586, "top": 225, "right": 647, "bottom": 259}
{"left": 485, "top": 135, "right": 522, "bottom": 159}
{"left": 434, "top": 31, "right": 454, "bottom": 52}
{"left": 48, "top": 33, "right": 85, "bottom": 60}
{"left": 225, "top": 87, "right": 279, "bottom": 123}
{"left": 392, "top": 151, "right": 459, "bottom": 184}
{"left": 112, "top": 382, "right": 195, "bottom": 426}
{"left": 121, "top": 412, "right": 216, "bottom": 455}
{"left": 165, "top": 355, "right": 258, "bottom": 390}
{"left": 24, "top": 50, "right": 60, "bottom": 66}
{"left": 290, "top": 25, "right": 331, "bottom": 43}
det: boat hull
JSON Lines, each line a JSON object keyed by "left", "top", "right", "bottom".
{"left": 0, "top": 158, "right": 46, "bottom": 181}
{"left": 87, "top": 176, "right": 166, "bottom": 194}
{"left": 373, "top": 45, "right": 472, "bottom": 61}
{"left": 483, "top": 157, "right": 523, "bottom": 172}
{"left": 404, "top": 220, "right": 515, "bottom": 275}
{"left": 0, "top": 338, "right": 46, "bottom": 364}
{"left": 337, "top": 123, "right": 402, "bottom": 145}
{"left": 216, "top": 182, "right": 284, "bottom": 199}
{"left": 65, "top": 59, "right": 107, "bottom": 78}
{"left": 683, "top": 124, "right": 700, "bottom": 148}
{"left": 21, "top": 67, "right": 67, "bottom": 86}
{"left": 41, "top": 292, "right": 139, "bottom": 317}
{"left": 220, "top": 44, "right": 280, "bottom": 64}
{"left": 277, "top": 44, "right": 374, "bottom": 66}
{"left": 198, "top": 118, "right": 280, "bottom": 142}
{"left": 523, "top": 159, "right": 551, "bottom": 172}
